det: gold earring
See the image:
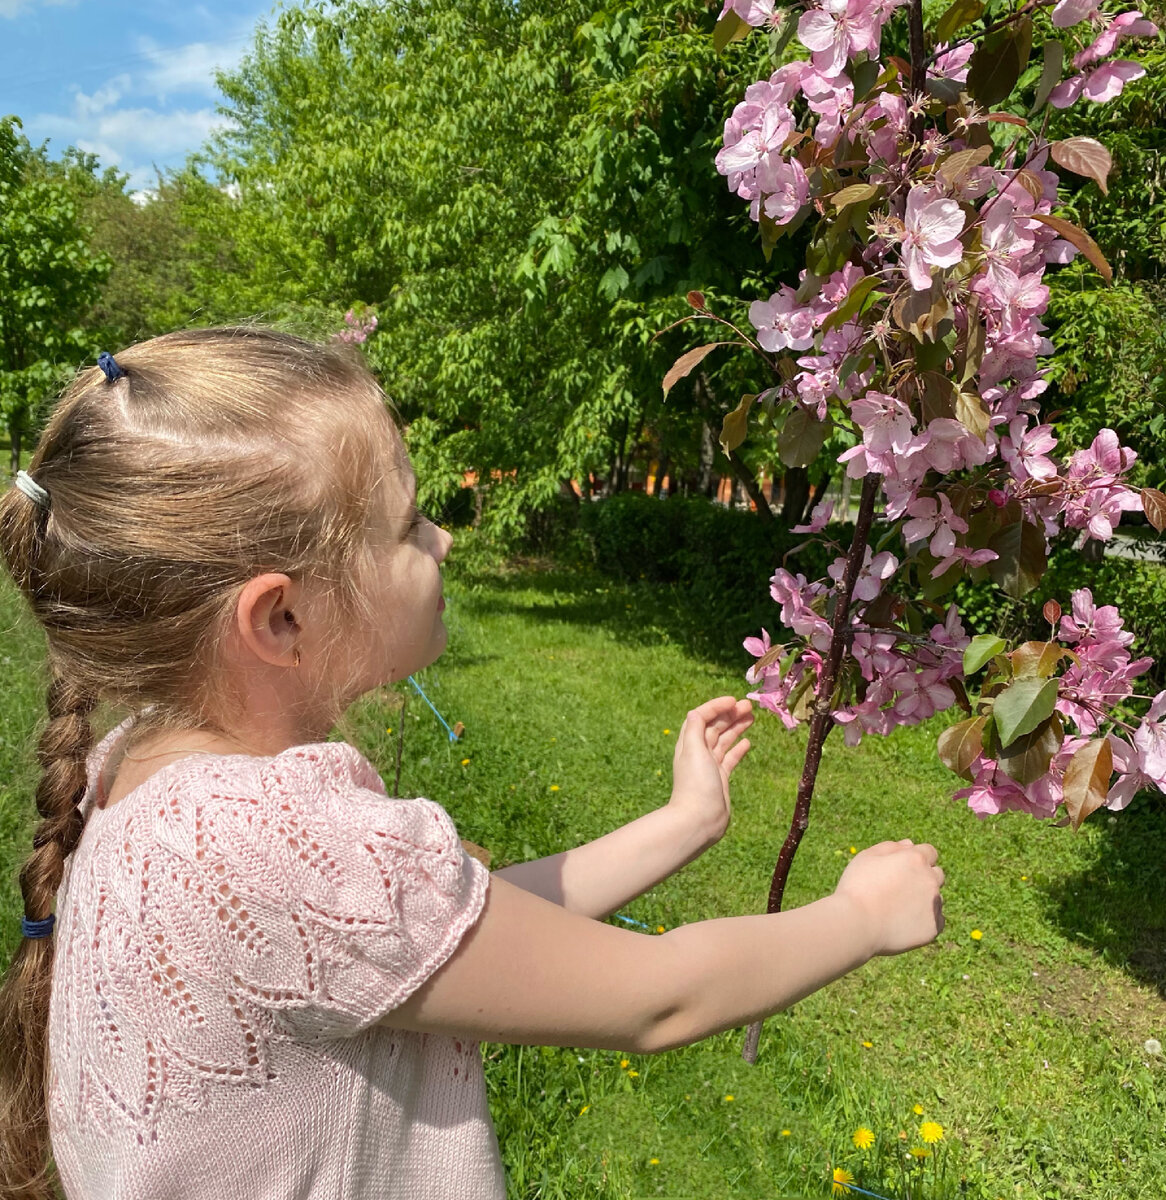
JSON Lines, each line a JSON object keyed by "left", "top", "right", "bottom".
{"left": 292, "top": 647, "right": 301, "bottom": 668}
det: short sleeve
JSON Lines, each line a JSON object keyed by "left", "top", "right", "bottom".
{"left": 186, "top": 744, "right": 490, "bottom": 1040}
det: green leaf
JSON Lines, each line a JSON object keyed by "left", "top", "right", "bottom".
{"left": 831, "top": 183, "right": 880, "bottom": 209}
{"left": 720, "top": 393, "right": 757, "bottom": 455}
{"left": 987, "top": 517, "right": 1047, "bottom": 599}
{"left": 822, "top": 273, "right": 886, "bottom": 334}
{"left": 714, "top": 9, "right": 752, "bottom": 52}
{"left": 1030, "top": 40, "right": 1064, "bottom": 114}
{"left": 934, "top": 0, "right": 984, "bottom": 43}
{"left": 1010, "top": 640, "right": 1064, "bottom": 679}
{"left": 963, "top": 634, "right": 1006, "bottom": 676}
{"left": 955, "top": 389, "right": 990, "bottom": 440}
{"left": 993, "top": 677, "right": 1059, "bottom": 748}
{"left": 937, "top": 715, "right": 986, "bottom": 780}
{"left": 1062, "top": 738, "right": 1114, "bottom": 831}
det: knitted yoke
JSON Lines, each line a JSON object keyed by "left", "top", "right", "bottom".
{"left": 48, "top": 720, "right": 503, "bottom": 1200}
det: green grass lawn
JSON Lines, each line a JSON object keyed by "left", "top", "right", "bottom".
{"left": 2, "top": 551, "right": 1165, "bottom": 1200}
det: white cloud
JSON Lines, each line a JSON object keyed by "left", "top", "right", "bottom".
{"left": 136, "top": 30, "right": 254, "bottom": 101}
{"left": 70, "top": 73, "right": 132, "bottom": 119}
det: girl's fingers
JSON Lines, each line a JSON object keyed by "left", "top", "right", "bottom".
{"left": 722, "top": 737, "right": 751, "bottom": 775}
{"left": 713, "top": 713, "right": 754, "bottom": 760}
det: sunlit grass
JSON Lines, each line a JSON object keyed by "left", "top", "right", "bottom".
{"left": 2, "top": 552, "right": 1165, "bottom": 1199}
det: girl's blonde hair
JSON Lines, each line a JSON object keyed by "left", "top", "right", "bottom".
{"left": 0, "top": 326, "right": 402, "bottom": 1197}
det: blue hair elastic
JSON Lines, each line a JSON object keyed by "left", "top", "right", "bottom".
{"left": 21, "top": 914, "right": 55, "bottom": 939}
{"left": 97, "top": 351, "right": 126, "bottom": 382}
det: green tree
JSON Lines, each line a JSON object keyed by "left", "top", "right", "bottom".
{"left": 0, "top": 120, "right": 109, "bottom": 470}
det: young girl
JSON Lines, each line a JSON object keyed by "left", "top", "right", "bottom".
{"left": 0, "top": 327, "right": 944, "bottom": 1199}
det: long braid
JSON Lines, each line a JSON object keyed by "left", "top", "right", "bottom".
{"left": 0, "top": 666, "right": 95, "bottom": 1199}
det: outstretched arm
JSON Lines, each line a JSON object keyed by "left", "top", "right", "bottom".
{"left": 382, "top": 839, "right": 945, "bottom": 1053}
{"left": 492, "top": 697, "right": 753, "bottom": 919}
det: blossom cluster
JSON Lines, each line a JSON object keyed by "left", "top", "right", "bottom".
{"left": 334, "top": 308, "right": 378, "bottom": 344}
{"left": 713, "top": 0, "right": 1163, "bottom": 821}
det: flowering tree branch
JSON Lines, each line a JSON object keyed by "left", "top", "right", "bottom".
{"left": 662, "top": 0, "right": 1166, "bottom": 1062}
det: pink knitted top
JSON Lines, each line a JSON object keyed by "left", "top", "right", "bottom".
{"left": 48, "top": 720, "right": 503, "bottom": 1200}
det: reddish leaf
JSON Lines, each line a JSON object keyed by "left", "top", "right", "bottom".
{"left": 937, "top": 716, "right": 987, "bottom": 780}
{"left": 1028, "top": 213, "right": 1112, "bottom": 284}
{"left": 1010, "top": 640, "right": 1063, "bottom": 678}
{"left": 1014, "top": 169, "right": 1045, "bottom": 203}
{"left": 662, "top": 342, "right": 736, "bottom": 398}
{"left": 1141, "top": 486, "right": 1166, "bottom": 532}
{"left": 1043, "top": 599, "right": 1062, "bottom": 625}
{"left": 1050, "top": 136, "right": 1112, "bottom": 196}
{"left": 967, "top": 26, "right": 1023, "bottom": 107}
{"left": 987, "top": 112, "right": 1029, "bottom": 127}
{"left": 987, "top": 516, "right": 1047, "bottom": 598}
{"left": 686, "top": 290, "right": 707, "bottom": 311}
{"left": 778, "top": 406, "right": 830, "bottom": 467}
{"left": 1062, "top": 738, "right": 1114, "bottom": 831}
{"left": 997, "top": 714, "right": 1064, "bottom": 785}
{"left": 938, "top": 144, "right": 993, "bottom": 188}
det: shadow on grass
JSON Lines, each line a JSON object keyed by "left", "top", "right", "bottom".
{"left": 1040, "top": 793, "right": 1166, "bottom": 999}
{"left": 452, "top": 559, "right": 771, "bottom": 674}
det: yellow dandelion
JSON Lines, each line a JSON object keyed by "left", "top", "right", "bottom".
{"left": 385, "top": 727, "right": 393, "bottom": 735}
{"left": 628, "top": 1070, "right": 639, "bottom": 1078}
{"left": 970, "top": 929, "right": 983, "bottom": 940}
{"left": 460, "top": 758, "right": 470, "bottom": 766}
{"left": 849, "top": 846, "right": 857, "bottom": 855}
{"left": 861, "top": 1040, "right": 873, "bottom": 1048}
{"left": 919, "top": 1121, "right": 944, "bottom": 1145}
{"left": 909, "top": 1146, "right": 931, "bottom": 1159}
{"left": 1021, "top": 874, "right": 1028, "bottom": 881}
{"left": 578, "top": 1105, "right": 589, "bottom": 1115}
{"left": 648, "top": 1158, "right": 659, "bottom": 1165}
{"left": 852, "top": 1127, "right": 875, "bottom": 1151}
{"left": 655, "top": 925, "right": 665, "bottom": 934}
{"left": 723, "top": 1094, "right": 735, "bottom": 1102}
{"left": 912, "top": 1104, "right": 924, "bottom": 1116}
{"left": 832, "top": 1167, "right": 855, "bottom": 1194}
{"left": 619, "top": 1059, "right": 629, "bottom": 1069}
{"left": 663, "top": 729, "right": 671, "bottom": 735}
{"left": 550, "top": 784, "right": 560, "bottom": 792}
{"left": 780, "top": 1129, "right": 791, "bottom": 1137}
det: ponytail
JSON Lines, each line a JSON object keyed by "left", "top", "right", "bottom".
{"left": 0, "top": 666, "right": 95, "bottom": 1199}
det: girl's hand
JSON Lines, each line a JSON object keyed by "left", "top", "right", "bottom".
{"left": 666, "top": 696, "right": 754, "bottom": 846}
{"left": 833, "top": 839, "right": 945, "bottom": 957}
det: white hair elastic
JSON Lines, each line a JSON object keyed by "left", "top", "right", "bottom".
{"left": 14, "top": 470, "right": 50, "bottom": 510}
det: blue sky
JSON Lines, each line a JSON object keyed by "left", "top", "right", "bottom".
{"left": 1, "top": 0, "right": 278, "bottom": 192}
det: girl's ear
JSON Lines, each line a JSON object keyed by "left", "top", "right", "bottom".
{"left": 236, "top": 573, "right": 301, "bottom": 668}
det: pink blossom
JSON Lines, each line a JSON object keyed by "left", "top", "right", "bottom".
{"left": 1058, "top": 587, "right": 1134, "bottom": 652}
{"left": 1060, "top": 428, "right": 1141, "bottom": 539}
{"left": 793, "top": 500, "right": 834, "bottom": 534}
{"left": 1074, "top": 11, "right": 1158, "bottom": 67}
{"left": 721, "top": 0, "right": 777, "bottom": 25}
{"left": 798, "top": 0, "right": 895, "bottom": 76}
{"left": 929, "top": 41, "right": 974, "bottom": 82}
{"left": 903, "top": 493, "right": 968, "bottom": 559}
{"left": 901, "top": 187, "right": 966, "bottom": 290}
{"left": 851, "top": 390, "right": 915, "bottom": 455}
{"left": 750, "top": 286, "right": 816, "bottom": 352}
{"left": 999, "top": 417, "right": 1058, "bottom": 482}
{"left": 828, "top": 546, "right": 898, "bottom": 601}
{"left": 1051, "top": 0, "right": 1102, "bottom": 26}
{"left": 757, "top": 156, "right": 810, "bottom": 224}
{"left": 1049, "top": 59, "right": 1145, "bottom": 107}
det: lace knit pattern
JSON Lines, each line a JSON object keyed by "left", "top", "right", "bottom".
{"left": 48, "top": 721, "right": 502, "bottom": 1200}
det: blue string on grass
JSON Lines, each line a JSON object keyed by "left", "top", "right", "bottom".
{"left": 612, "top": 913, "right": 652, "bottom": 931}
{"left": 836, "top": 1182, "right": 896, "bottom": 1200}
{"left": 406, "top": 674, "right": 460, "bottom": 742}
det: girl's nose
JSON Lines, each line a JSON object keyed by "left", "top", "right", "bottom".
{"left": 435, "top": 524, "right": 454, "bottom": 563}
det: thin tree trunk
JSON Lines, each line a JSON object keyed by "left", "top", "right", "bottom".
{"left": 697, "top": 420, "right": 716, "bottom": 497}
{"left": 780, "top": 466, "right": 811, "bottom": 526}
{"left": 727, "top": 450, "right": 774, "bottom": 522}
{"left": 742, "top": 472, "right": 881, "bottom": 1063}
